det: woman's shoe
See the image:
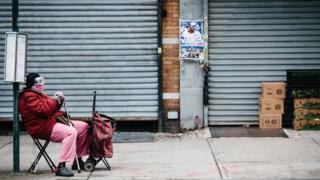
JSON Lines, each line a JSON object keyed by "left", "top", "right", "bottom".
{"left": 55, "top": 166, "right": 74, "bottom": 177}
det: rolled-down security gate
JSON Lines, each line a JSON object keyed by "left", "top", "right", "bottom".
{"left": 0, "top": 0, "right": 159, "bottom": 121}
{"left": 0, "top": 0, "right": 13, "bottom": 120}
{"left": 208, "top": 0, "right": 320, "bottom": 125}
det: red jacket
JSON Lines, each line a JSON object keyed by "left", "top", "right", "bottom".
{"left": 19, "top": 88, "right": 63, "bottom": 140}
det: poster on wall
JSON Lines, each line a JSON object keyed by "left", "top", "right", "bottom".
{"left": 180, "top": 20, "right": 204, "bottom": 60}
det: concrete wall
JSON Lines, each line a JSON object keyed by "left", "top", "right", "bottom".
{"left": 180, "top": 0, "right": 206, "bottom": 130}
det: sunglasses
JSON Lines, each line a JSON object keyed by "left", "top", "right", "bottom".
{"left": 34, "top": 76, "right": 45, "bottom": 85}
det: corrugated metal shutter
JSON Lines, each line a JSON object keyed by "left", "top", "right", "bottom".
{"left": 0, "top": 0, "right": 159, "bottom": 120}
{"left": 208, "top": 0, "right": 320, "bottom": 125}
{"left": 0, "top": 0, "right": 12, "bottom": 120}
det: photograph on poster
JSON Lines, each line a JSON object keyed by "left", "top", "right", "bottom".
{"left": 180, "top": 46, "right": 204, "bottom": 59}
{"left": 180, "top": 20, "right": 204, "bottom": 60}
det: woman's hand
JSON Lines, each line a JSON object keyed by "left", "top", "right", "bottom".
{"left": 54, "top": 91, "right": 65, "bottom": 105}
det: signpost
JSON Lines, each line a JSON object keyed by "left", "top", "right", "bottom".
{"left": 4, "top": 32, "right": 28, "bottom": 173}
{"left": 6, "top": 0, "right": 23, "bottom": 172}
{"left": 4, "top": 33, "right": 27, "bottom": 83}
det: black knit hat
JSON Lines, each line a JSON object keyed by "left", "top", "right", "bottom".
{"left": 26, "top": 73, "right": 40, "bottom": 89}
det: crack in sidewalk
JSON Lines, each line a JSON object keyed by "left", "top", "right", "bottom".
{"left": 310, "top": 137, "right": 320, "bottom": 147}
{"left": 206, "top": 138, "right": 224, "bottom": 179}
{"left": 0, "top": 141, "right": 12, "bottom": 149}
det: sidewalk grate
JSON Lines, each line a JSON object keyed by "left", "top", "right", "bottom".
{"left": 209, "top": 126, "right": 288, "bottom": 138}
{"left": 112, "top": 132, "right": 155, "bottom": 143}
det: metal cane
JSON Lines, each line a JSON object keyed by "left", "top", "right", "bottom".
{"left": 63, "top": 101, "right": 81, "bottom": 173}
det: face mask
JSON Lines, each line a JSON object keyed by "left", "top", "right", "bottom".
{"left": 32, "top": 77, "right": 45, "bottom": 92}
{"left": 32, "top": 84, "right": 45, "bottom": 92}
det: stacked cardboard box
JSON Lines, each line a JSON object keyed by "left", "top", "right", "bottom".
{"left": 293, "top": 98, "right": 320, "bottom": 130}
{"left": 259, "top": 82, "right": 286, "bottom": 129}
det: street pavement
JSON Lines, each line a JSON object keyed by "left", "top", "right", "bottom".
{"left": 0, "top": 128, "right": 320, "bottom": 180}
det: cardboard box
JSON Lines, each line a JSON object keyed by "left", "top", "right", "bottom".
{"left": 294, "top": 98, "right": 320, "bottom": 109}
{"left": 308, "top": 119, "right": 320, "bottom": 126}
{"left": 309, "top": 98, "right": 320, "bottom": 104}
{"left": 294, "top": 109, "right": 309, "bottom": 120}
{"left": 294, "top": 98, "right": 309, "bottom": 109}
{"left": 292, "top": 119, "right": 308, "bottom": 130}
{"left": 261, "top": 82, "right": 286, "bottom": 99}
{"left": 293, "top": 119, "right": 320, "bottom": 130}
{"left": 294, "top": 109, "right": 320, "bottom": 120}
{"left": 260, "top": 98, "right": 284, "bottom": 114}
{"left": 259, "top": 114, "right": 282, "bottom": 129}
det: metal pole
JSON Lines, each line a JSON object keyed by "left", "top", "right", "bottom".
{"left": 63, "top": 102, "right": 81, "bottom": 173}
{"left": 157, "top": 0, "right": 163, "bottom": 132}
{"left": 12, "top": 0, "right": 20, "bottom": 173}
{"left": 13, "top": 83, "right": 19, "bottom": 172}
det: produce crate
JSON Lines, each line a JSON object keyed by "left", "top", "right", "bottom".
{"left": 293, "top": 97, "right": 320, "bottom": 130}
{"left": 294, "top": 109, "right": 320, "bottom": 120}
{"left": 294, "top": 98, "right": 309, "bottom": 109}
{"left": 285, "top": 70, "right": 320, "bottom": 127}
{"left": 292, "top": 119, "right": 308, "bottom": 130}
{"left": 293, "top": 119, "right": 320, "bottom": 130}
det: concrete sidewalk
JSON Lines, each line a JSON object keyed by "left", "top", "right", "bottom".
{"left": 0, "top": 128, "right": 320, "bottom": 179}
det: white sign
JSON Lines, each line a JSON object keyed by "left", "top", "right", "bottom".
{"left": 4, "top": 32, "right": 28, "bottom": 83}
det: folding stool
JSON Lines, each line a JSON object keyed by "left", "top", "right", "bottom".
{"left": 28, "top": 139, "right": 56, "bottom": 173}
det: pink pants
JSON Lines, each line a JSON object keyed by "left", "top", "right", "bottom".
{"left": 50, "top": 120, "right": 89, "bottom": 163}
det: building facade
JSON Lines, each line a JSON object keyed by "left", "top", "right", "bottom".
{"left": 1, "top": 0, "right": 320, "bottom": 132}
